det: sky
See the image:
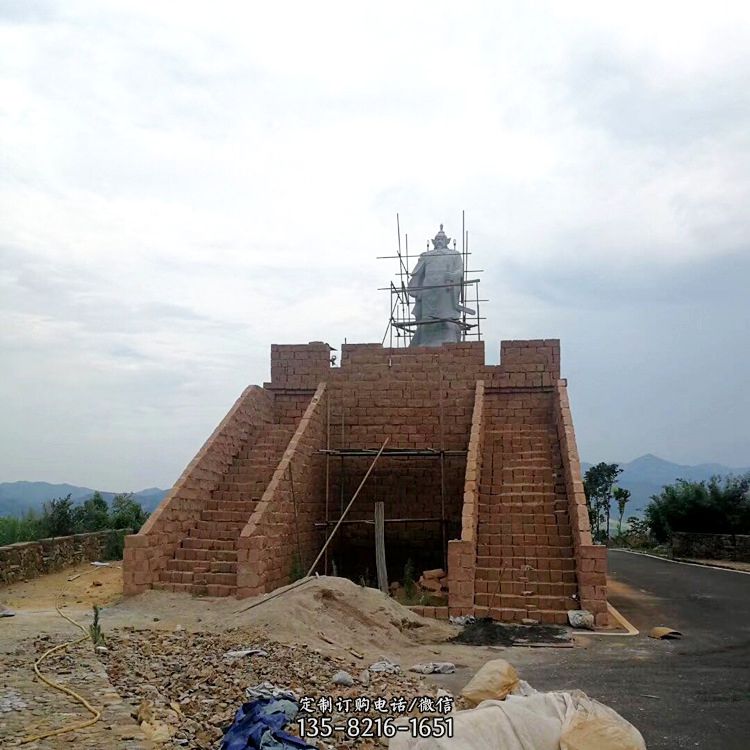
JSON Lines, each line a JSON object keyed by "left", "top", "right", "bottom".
{"left": 1, "top": 1, "right": 749, "bottom": 491}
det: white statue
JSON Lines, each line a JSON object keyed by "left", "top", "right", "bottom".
{"left": 407, "top": 225, "right": 465, "bottom": 347}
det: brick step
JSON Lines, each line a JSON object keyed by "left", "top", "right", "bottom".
{"left": 226, "top": 457, "right": 279, "bottom": 469}
{"left": 482, "top": 482, "right": 561, "bottom": 491}
{"left": 477, "top": 531, "right": 573, "bottom": 557}
{"left": 477, "top": 521, "right": 571, "bottom": 533}
{"left": 474, "top": 581, "right": 577, "bottom": 598}
{"left": 473, "top": 566, "right": 577, "bottom": 582}
{"left": 188, "top": 525, "right": 240, "bottom": 541}
{"left": 204, "top": 499, "right": 260, "bottom": 512}
{"left": 181, "top": 537, "right": 236, "bottom": 551}
{"left": 477, "top": 521, "right": 571, "bottom": 534}
{"left": 483, "top": 426, "right": 553, "bottom": 432}
{"left": 479, "top": 500, "right": 562, "bottom": 518}
{"left": 477, "top": 538, "right": 573, "bottom": 560}
{"left": 175, "top": 547, "right": 237, "bottom": 562}
{"left": 225, "top": 468, "right": 276, "bottom": 480}
{"left": 210, "top": 491, "right": 264, "bottom": 503}
{"left": 476, "top": 516, "right": 567, "bottom": 527}
{"left": 478, "top": 495, "right": 564, "bottom": 501}
{"left": 482, "top": 455, "right": 554, "bottom": 464}
{"left": 473, "top": 591, "right": 577, "bottom": 610}
{"left": 216, "top": 480, "right": 269, "bottom": 491}
{"left": 236, "top": 445, "right": 291, "bottom": 460}
{"left": 166, "top": 559, "right": 237, "bottom": 574}
{"left": 477, "top": 540, "right": 575, "bottom": 570}
{"left": 475, "top": 606, "right": 569, "bottom": 626}
{"left": 475, "top": 556, "right": 575, "bottom": 568}
{"left": 153, "top": 581, "right": 237, "bottom": 597}
{"left": 153, "top": 581, "right": 193, "bottom": 593}
{"left": 160, "top": 569, "right": 237, "bottom": 587}
{"left": 201, "top": 509, "right": 254, "bottom": 523}
{"left": 475, "top": 559, "right": 576, "bottom": 574}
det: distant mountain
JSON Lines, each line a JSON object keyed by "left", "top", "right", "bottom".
{"left": 580, "top": 454, "right": 750, "bottom": 516}
{"left": 0, "top": 481, "right": 167, "bottom": 517}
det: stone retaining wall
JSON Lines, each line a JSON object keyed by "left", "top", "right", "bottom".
{"left": 672, "top": 531, "right": 750, "bottom": 562}
{"left": 0, "top": 529, "right": 126, "bottom": 585}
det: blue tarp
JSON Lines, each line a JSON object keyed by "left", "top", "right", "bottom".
{"left": 220, "top": 697, "right": 315, "bottom": 750}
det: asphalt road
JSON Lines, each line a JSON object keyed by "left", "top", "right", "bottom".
{"left": 515, "top": 550, "right": 750, "bottom": 750}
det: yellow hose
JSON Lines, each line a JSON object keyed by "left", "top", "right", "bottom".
{"left": 19, "top": 568, "right": 104, "bottom": 744}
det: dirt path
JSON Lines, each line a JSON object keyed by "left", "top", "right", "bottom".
{"left": 0, "top": 562, "right": 151, "bottom": 748}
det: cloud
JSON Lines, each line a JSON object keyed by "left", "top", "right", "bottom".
{"left": 0, "top": 0, "right": 748, "bottom": 488}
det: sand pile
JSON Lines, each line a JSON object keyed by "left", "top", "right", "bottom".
{"left": 235, "top": 576, "right": 458, "bottom": 656}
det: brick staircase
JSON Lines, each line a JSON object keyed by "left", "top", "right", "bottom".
{"left": 155, "top": 423, "right": 295, "bottom": 596}
{"left": 474, "top": 419, "right": 577, "bottom": 624}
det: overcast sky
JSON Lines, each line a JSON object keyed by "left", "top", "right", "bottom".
{"left": 1, "top": 1, "right": 749, "bottom": 491}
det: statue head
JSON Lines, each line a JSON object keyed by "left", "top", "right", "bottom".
{"left": 431, "top": 224, "right": 451, "bottom": 250}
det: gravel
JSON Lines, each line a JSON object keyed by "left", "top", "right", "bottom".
{"left": 98, "top": 626, "right": 437, "bottom": 749}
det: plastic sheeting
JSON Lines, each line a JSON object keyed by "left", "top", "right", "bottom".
{"left": 389, "top": 691, "right": 646, "bottom": 750}
{"left": 220, "top": 697, "right": 314, "bottom": 750}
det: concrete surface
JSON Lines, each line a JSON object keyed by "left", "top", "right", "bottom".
{"left": 432, "top": 548, "right": 750, "bottom": 750}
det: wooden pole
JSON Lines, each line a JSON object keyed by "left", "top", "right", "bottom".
{"left": 307, "top": 438, "right": 390, "bottom": 577}
{"left": 374, "top": 501, "right": 388, "bottom": 594}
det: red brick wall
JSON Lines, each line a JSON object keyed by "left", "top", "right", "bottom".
{"left": 554, "top": 380, "right": 608, "bottom": 626}
{"left": 264, "top": 340, "right": 578, "bottom": 614}
{"left": 123, "top": 386, "right": 274, "bottom": 594}
{"left": 236, "top": 384, "right": 328, "bottom": 595}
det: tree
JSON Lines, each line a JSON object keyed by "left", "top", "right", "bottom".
{"left": 613, "top": 487, "right": 631, "bottom": 535}
{"left": 645, "top": 474, "right": 750, "bottom": 542}
{"left": 42, "top": 495, "right": 75, "bottom": 537}
{"left": 109, "top": 493, "right": 149, "bottom": 532}
{"left": 583, "top": 463, "right": 623, "bottom": 543}
{"left": 73, "top": 491, "right": 110, "bottom": 532}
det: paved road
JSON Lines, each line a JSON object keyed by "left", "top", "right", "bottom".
{"left": 515, "top": 550, "right": 750, "bottom": 750}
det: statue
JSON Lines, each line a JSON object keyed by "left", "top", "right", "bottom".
{"left": 407, "top": 224, "right": 466, "bottom": 347}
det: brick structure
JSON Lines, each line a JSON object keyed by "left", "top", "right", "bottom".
{"left": 123, "top": 339, "right": 607, "bottom": 626}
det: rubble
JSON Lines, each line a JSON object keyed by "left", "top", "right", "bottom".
{"left": 98, "top": 627, "right": 433, "bottom": 749}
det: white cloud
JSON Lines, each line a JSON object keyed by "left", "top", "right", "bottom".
{"left": 1, "top": 0, "right": 749, "bottom": 487}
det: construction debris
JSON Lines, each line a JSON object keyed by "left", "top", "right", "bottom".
{"left": 223, "top": 647, "right": 269, "bottom": 661}
{"left": 98, "top": 628, "right": 431, "bottom": 749}
{"left": 369, "top": 657, "right": 401, "bottom": 674}
{"left": 568, "top": 609, "right": 595, "bottom": 630}
{"left": 417, "top": 568, "right": 449, "bottom": 599}
{"left": 649, "top": 626, "right": 683, "bottom": 640}
{"left": 332, "top": 670, "right": 354, "bottom": 686}
{"left": 409, "top": 662, "right": 456, "bottom": 675}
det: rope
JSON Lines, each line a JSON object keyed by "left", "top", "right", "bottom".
{"left": 19, "top": 567, "right": 105, "bottom": 744}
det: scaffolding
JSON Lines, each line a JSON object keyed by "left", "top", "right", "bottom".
{"left": 379, "top": 211, "right": 487, "bottom": 348}
{"left": 318, "top": 370, "right": 466, "bottom": 577}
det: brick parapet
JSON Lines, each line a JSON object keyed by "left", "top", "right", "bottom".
{"left": 553, "top": 379, "right": 608, "bottom": 626}
{"left": 123, "top": 386, "right": 274, "bottom": 595}
{"left": 445, "top": 381, "right": 485, "bottom": 613}
{"left": 237, "top": 383, "right": 328, "bottom": 597}
{"left": 266, "top": 340, "right": 560, "bottom": 393}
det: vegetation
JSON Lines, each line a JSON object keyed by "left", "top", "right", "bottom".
{"left": 645, "top": 474, "right": 750, "bottom": 543}
{"left": 89, "top": 605, "right": 106, "bottom": 648}
{"left": 584, "top": 466, "right": 750, "bottom": 550}
{"left": 613, "top": 487, "right": 632, "bottom": 536}
{"left": 583, "top": 462, "right": 624, "bottom": 543}
{"left": 0, "top": 491, "right": 149, "bottom": 546}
